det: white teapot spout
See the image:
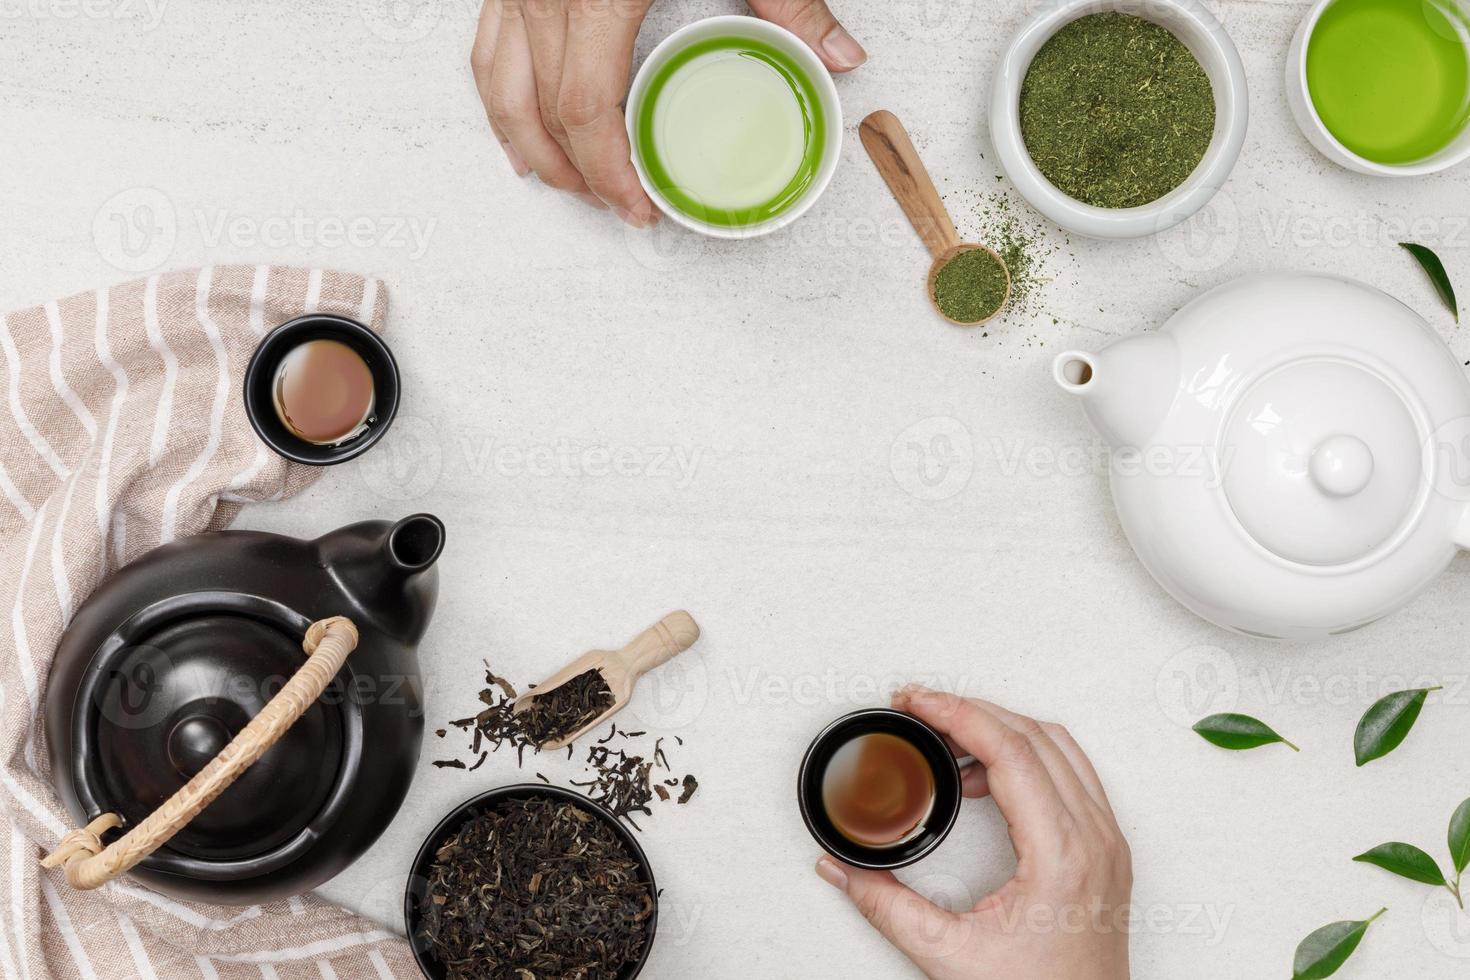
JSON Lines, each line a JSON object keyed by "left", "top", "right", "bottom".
{"left": 1052, "top": 334, "right": 1179, "bottom": 450}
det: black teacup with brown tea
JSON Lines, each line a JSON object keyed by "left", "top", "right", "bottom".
{"left": 272, "top": 338, "right": 375, "bottom": 445}
{"left": 821, "top": 731, "right": 937, "bottom": 846}
{"left": 243, "top": 313, "right": 400, "bottom": 466}
{"left": 798, "top": 708, "right": 963, "bottom": 870}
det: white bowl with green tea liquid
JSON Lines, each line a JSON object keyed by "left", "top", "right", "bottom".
{"left": 1288, "top": 0, "right": 1470, "bottom": 174}
{"left": 628, "top": 16, "right": 842, "bottom": 238}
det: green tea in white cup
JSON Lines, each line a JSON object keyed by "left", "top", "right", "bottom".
{"left": 628, "top": 17, "right": 841, "bottom": 237}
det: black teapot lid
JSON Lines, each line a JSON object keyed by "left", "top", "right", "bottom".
{"left": 73, "top": 593, "right": 357, "bottom": 863}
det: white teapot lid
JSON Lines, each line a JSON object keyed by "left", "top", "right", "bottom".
{"left": 1220, "top": 358, "right": 1424, "bottom": 565}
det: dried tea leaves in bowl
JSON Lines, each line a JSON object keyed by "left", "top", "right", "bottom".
{"left": 418, "top": 795, "right": 655, "bottom": 980}
{"left": 1019, "top": 12, "right": 1216, "bottom": 209}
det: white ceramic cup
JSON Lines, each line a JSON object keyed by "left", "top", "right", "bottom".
{"left": 626, "top": 15, "right": 843, "bottom": 239}
{"left": 990, "top": 0, "right": 1249, "bottom": 239}
{"left": 1286, "top": 0, "right": 1470, "bottom": 176}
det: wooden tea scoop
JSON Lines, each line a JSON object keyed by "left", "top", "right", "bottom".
{"left": 512, "top": 611, "right": 700, "bottom": 751}
{"left": 859, "top": 109, "right": 1011, "bottom": 327}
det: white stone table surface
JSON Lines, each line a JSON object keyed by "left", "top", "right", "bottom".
{"left": 5, "top": 0, "right": 1470, "bottom": 977}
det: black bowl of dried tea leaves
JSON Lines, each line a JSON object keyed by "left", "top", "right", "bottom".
{"left": 405, "top": 784, "right": 659, "bottom": 980}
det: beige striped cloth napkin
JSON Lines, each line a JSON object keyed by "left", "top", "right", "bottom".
{"left": 0, "top": 266, "right": 420, "bottom": 978}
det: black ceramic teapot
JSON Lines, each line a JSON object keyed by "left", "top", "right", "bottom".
{"left": 42, "top": 514, "right": 444, "bottom": 905}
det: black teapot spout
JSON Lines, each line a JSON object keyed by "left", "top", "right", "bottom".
{"left": 318, "top": 513, "right": 445, "bottom": 646}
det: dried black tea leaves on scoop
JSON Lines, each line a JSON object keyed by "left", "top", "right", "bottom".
{"left": 518, "top": 668, "right": 615, "bottom": 746}
{"left": 418, "top": 795, "right": 655, "bottom": 980}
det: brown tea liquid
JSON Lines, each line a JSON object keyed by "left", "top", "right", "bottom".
{"left": 821, "top": 732, "right": 935, "bottom": 847}
{"left": 272, "top": 339, "right": 374, "bottom": 445}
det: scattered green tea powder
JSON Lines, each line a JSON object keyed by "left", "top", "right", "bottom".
{"left": 942, "top": 186, "right": 1070, "bottom": 326}
{"left": 973, "top": 193, "right": 1047, "bottom": 316}
{"left": 932, "top": 247, "right": 1009, "bottom": 323}
{"left": 1019, "top": 13, "right": 1215, "bottom": 209}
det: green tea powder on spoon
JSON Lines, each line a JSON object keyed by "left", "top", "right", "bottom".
{"left": 933, "top": 248, "right": 1009, "bottom": 323}
{"left": 1019, "top": 13, "right": 1215, "bottom": 208}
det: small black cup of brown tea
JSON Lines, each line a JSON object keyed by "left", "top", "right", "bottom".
{"left": 243, "top": 314, "right": 399, "bottom": 465}
{"left": 798, "top": 707, "right": 962, "bottom": 870}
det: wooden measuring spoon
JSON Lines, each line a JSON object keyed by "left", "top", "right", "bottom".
{"left": 511, "top": 611, "right": 700, "bottom": 751}
{"left": 859, "top": 109, "right": 1011, "bottom": 327}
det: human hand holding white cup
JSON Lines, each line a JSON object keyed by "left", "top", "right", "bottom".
{"left": 470, "top": 0, "right": 866, "bottom": 227}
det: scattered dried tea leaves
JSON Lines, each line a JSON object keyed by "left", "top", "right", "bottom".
{"left": 1019, "top": 13, "right": 1215, "bottom": 208}
{"left": 575, "top": 743, "right": 656, "bottom": 828}
{"left": 436, "top": 665, "right": 699, "bottom": 830}
{"left": 417, "top": 795, "right": 655, "bottom": 980}
{"left": 932, "top": 247, "right": 1009, "bottom": 323}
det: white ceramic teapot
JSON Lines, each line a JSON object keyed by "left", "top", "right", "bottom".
{"left": 1054, "top": 272, "right": 1470, "bottom": 639}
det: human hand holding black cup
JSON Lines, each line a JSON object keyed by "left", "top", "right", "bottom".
{"left": 810, "top": 686, "right": 1133, "bottom": 980}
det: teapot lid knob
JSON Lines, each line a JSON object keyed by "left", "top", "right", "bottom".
{"left": 1220, "top": 359, "right": 1421, "bottom": 566}
{"left": 1310, "top": 434, "right": 1374, "bottom": 498}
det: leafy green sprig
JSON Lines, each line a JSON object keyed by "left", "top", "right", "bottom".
{"left": 1354, "top": 797, "right": 1470, "bottom": 911}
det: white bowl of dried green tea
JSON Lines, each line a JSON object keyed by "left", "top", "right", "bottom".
{"left": 991, "top": 0, "right": 1249, "bottom": 239}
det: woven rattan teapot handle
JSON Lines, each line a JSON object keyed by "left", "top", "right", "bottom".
{"left": 40, "top": 616, "right": 359, "bottom": 891}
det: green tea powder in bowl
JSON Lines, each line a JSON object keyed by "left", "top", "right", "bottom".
{"left": 1019, "top": 13, "right": 1216, "bottom": 209}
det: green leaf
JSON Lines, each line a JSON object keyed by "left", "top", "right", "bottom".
{"left": 1191, "top": 713, "right": 1299, "bottom": 752}
{"left": 1401, "top": 242, "right": 1459, "bottom": 322}
{"left": 1354, "top": 687, "right": 1439, "bottom": 766}
{"left": 1450, "top": 797, "right": 1470, "bottom": 877}
{"left": 1292, "top": 909, "right": 1386, "bottom": 980}
{"left": 1353, "top": 842, "right": 1446, "bottom": 886}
